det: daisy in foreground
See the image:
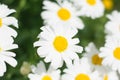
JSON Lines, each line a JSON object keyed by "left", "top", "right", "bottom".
{"left": 99, "top": 35, "right": 120, "bottom": 73}
{"left": 73, "top": 0, "right": 104, "bottom": 19}
{"left": 34, "top": 26, "right": 83, "bottom": 69}
{"left": 41, "top": 0, "right": 84, "bottom": 31}
{"left": 0, "top": 37, "right": 18, "bottom": 76}
{"left": 0, "top": 4, "right": 18, "bottom": 38}
{"left": 28, "top": 61, "right": 60, "bottom": 80}
{"left": 105, "top": 10, "right": 120, "bottom": 36}
{"left": 62, "top": 58, "right": 101, "bottom": 80}
{"left": 84, "top": 42, "right": 105, "bottom": 72}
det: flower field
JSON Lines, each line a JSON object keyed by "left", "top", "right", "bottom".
{"left": 0, "top": 0, "right": 120, "bottom": 80}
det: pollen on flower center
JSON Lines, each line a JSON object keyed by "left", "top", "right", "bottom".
{"left": 75, "top": 73, "right": 90, "bottom": 80}
{"left": 53, "top": 36, "right": 68, "bottom": 53}
{"left": 104, "top": 75, "right": 108, "bottom": 80}
{"left": 0, "top": 18, "right": 2, "bottom": 27}
{"left": 92, "top": 54, "right": 103, "bottom": 65}
{"left": 113, "top": 47, "right": 120, "bottom": 60}
{"left": 87, "top": 0, "right": 96, "bottom": 5}
{"left": 42, "top": 75, "right": 52, "bottom": 80}
{"left": 57, "top": 8, "right": 71, "bottom": 21}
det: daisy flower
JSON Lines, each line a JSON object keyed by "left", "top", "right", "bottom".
{"left": 99, "top": 35, "right": 120, "bottom": 73}
{"left": 34, "top": 26, "right": 83, "bottom": 69}
{"left": 84, "top": 42, "right": 119, "bottom": 80}
{"left": 0, "top": 4, "right": 18, "bottom": 37}
{"left": 0, "top": 36, "right": 18, "bottom": 76}
{"left": 41, "top": 0, "right": 84, "bottom": 31}
{"left": 105, "top": 10, "right": 120, "bottom": 36}
{"left": 84, "top": 42, "right": 105, "bottom": 72}
{"left": 28, "top": 61, "right": 60, "bottom": 80}
{"left": 62, "top": 58, "right": 101, "bottom": 80}
{"left": 73, "top": 0, "right": 104, "bottom": 19}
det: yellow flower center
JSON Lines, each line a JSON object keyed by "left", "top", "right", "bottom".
{"left": 87, "top": 0, "right": 96, "bottom": 5}
{"left": 103, "top": 0, "right": 113, "bottom": 10}
{"left": 113, "top": 47, "right": 120, "bottom": 60}
{"left": 53, "top": 36, "right": 68, "bottom": 53}
{"left": 92, "top": 54, "right": 103, "bottom": 65}
{"left": 0, "top": 18, "right": 2, "bottom": 27}
{"left": 75, "top": 74, "right": 90, "bottom": 80}
{"left": 104, "top": 75, "right": 108, "bottom": 80}
{"left": 57, "top": 8, "right": 71, "bottom": 21}
{"left": 42, "top": 75, "right": 52, "bottom": 80}
{"left": 0, "top": 47, "right": 2, "bottom": 52}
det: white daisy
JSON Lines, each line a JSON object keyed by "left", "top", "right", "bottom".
{"left": 84, "top": 42, "right": 119, "bottom": 80}
{"left": 41, "top": 0, "right": 84, "bottom": 31}
{"left": 0, "top": 4, "right": 18, "bottom": 37}
{"left": 28, "top": 61, "right": 60, "bottom": 80}
{"left": 62, "top": 58, "right": 101, "bottom": 80}
{"left": 73, "top": 0, "right": 104, "bottom": 19}
{"left": 34, "top": 26, "right": 83, "bottom": 69}
{"left": 99, "top": 35, "right": 120, "bottom": 73}
{"left": 105, "top": 10, "right": 120, "bottom": 36}
{"left": 84, "top": 42, "right": 106, "bottom": 72}
{"left": 0, "top": 36, "right": 18, "bottom": 76}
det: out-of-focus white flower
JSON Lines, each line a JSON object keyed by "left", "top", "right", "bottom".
{"left": 0, "top": 4, "right": 18, "bottom": 76}
{"left": 99, "top": 70, "right": 119, "bottom": 80}
{"left": 62, "top": 58, "right": 101, "bottom": 80}
{"left": 0, "top": 4, "right": 18, "bottom": 38}
{"left": 34, "top": 26, "right": 83, "bottom": 69}
{"left": 28, "top": 61, "right": 60, "bottom": 80}
{"left": 105, "top": 11, "right": 120, "bottom": 37}
{"left": 99, "top": 35, "right": 120, "bottom": 74}
{"left": 73, "top": 0, "right": 104, "bottom": 19}
{"left": 84, "top": 42, "right": 105, "bottom": 72}
{"left": 0, "top": 37, "right": 18, "bottom": 76}
{"left": 41, "top": 0, "right": 84, "bottom": 31}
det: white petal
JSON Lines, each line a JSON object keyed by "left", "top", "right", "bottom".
{"left": 36, "top": 61, "right": 46, "bottom": 74}
{"left": 50, "top": 70, "right": 61, "bottom": 80}
{"left": 72, "top": 38, "right": 80, "bottom": 44}
{"left": 3, "top": 17, "right": 18, "bottom": 28}
{"left": 42, "top": 0, "right": 60, "bottom": 11}
{"left": 1, "top": 51, "right": 16, "bottom": 57}
{"left": 4, "top": 44, "right": 18, "bottom": 51}
{"left": 28, "top": 74, "right": 40, "bottom": 80}
{"left": 63, "top": 56, "right": 72, "bottom": 68}
{"left": 0, "top": 4, "right": 16, "bottom": 17}
{"left": 2, "top": 55, "right": 17, "bottom": 67}
{"left": 0, "top": 60, "right": 6, "bottom": 77}
{"left": 0, "top": 26, "right": 17, "bottom": 38}
{"left": 50, "top": 55, "right": 63, "bottom": 69}
{"left": 73, "top": 45, "right": 83, "bottom": 53}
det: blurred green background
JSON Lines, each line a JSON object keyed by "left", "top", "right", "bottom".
{"left": 0, "top": 0, "right": 120, "bottom": 80}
